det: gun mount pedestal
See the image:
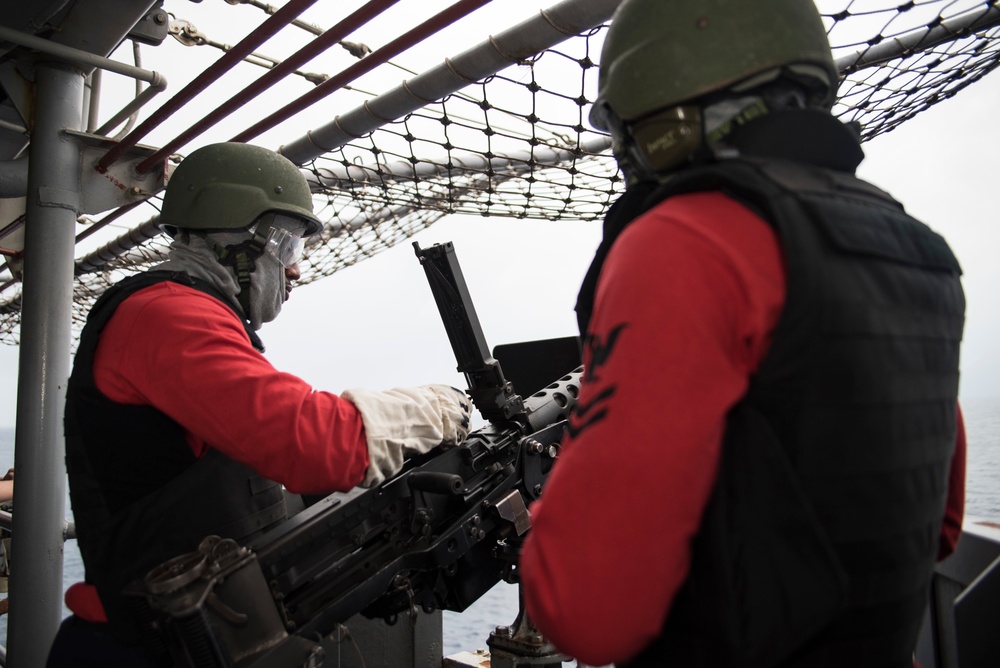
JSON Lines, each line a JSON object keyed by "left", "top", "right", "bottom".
{"left": 487, "top": 595, "right": 568, "bottom": 668}
{"left": 482, "top": 536, "right": 568, "bottom": 668}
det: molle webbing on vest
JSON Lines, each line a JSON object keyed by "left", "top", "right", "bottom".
{"left": 625, "top": 158, "right": 963, "bottom": 668}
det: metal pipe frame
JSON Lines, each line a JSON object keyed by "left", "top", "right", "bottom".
{"left": 308, "top": 135, "right": 613, "bottom": 188}
{"left": 74, "top": 214, "right": 164, "bottom": 275}
{"left": 834, "top": 3, "right": 1000, "bottom": 73}
{"left": 0, "top": 24, "right": 167, "bottom": 144}
{"left": 232, "top": 0, "right": 499, "bottom": 144}
{"left": 100, "top": 0, "right": 322, "bottom": 173}
{"left": 278, "top": 0, "right": 622, "bottom": 164}
{"left": 68, "top": 136, "right": 614, "bottom": 276}
{"left": 133, "top": 0, "right": 401, "bottom": 174}
{"left": 22, "top": 0, "right": 621, "bottom": 279}
{"left": 6, "top": 61, "right": 83, "bottom": 668}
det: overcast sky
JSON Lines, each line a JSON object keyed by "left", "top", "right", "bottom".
{"left": 1, "top": 30, "right": 998, "bottom": 429}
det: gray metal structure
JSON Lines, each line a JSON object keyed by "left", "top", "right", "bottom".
{"left": 0, "top": 2, "right": 164, "bottom": 663}
{"left": 279, "top": 0, "right": 621, "bottom": 164}
{"left": 7, "top": 62, "right": 82, "bottom": 668}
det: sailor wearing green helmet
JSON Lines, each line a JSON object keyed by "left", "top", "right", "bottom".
{"left": 51, "top": 142, "right": 471, "bottom": 665}
{"left": 588, "top": 0, "right": 838, "bottom": 181}
{"left": 520, "top": 1, "right": 966, "bottom": 667}
{"left": 157, "top": 142, "right": 322, "bottom": 330}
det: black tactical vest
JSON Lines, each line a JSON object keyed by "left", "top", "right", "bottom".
{"left": 64, "top": 271, "right": 286, "bottom": 643}
{"left": 586, "top": 157, "right": 964, "bottom": 668}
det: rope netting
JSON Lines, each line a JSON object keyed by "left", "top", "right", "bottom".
{"left": 1, "top": 0, "right": 998, "bottom": 343}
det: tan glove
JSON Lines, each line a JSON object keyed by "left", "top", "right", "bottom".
{"left": 341, "top": 384, "right": 472, "bottom": 487}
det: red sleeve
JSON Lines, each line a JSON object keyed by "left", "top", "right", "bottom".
{"left": 520, "top": 192, "right": 785, "bottom": 666}
{"left": 93, "top": 282, "right": 370, "bottom": 495}
{"left": 938, "top": 403, "right": 966, "bottom": 560}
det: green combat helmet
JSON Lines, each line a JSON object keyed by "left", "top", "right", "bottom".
{"left": 159, "top": 142, "right": 321, "bottom": 237}
{"left": 158, "top": 142, "right": 323, "bottom": 317}
{"left": 590, "top": 0, "right": 838, "bottom": 178}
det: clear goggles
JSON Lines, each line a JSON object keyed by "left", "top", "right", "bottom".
{"left": 254, "top": 215, "right": 307, "bottom": 267}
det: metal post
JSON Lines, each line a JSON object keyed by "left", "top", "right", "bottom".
{"left": 7, "top": 61, "right": 84, "bottom": 667}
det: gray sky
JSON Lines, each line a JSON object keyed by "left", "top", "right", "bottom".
{"left": 1, "top": 19, "right": 998, "bottom": 428}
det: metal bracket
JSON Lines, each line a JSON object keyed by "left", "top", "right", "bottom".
{"left": 66, "top": 130, "right": 167, "bottom": 214}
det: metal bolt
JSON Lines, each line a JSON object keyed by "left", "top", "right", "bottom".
{"left": 306, "top": 646, "right": 324, "bottom": 667}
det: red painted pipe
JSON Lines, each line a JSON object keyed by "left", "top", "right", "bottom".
{"left": 98, "top": 0, "right": 320, "bottom": 173}
{"left": 231, "top": 0, "right": 494, "bottom": 144}
{"left": 135, "top": 0, "right": 405, "bottom": 174}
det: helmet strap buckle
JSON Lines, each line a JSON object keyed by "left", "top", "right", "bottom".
{"left": 204, "top": 233, "right": 268, "bottom": 318}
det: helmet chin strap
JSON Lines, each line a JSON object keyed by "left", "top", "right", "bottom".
{"left": 183, "top": 229, "right": 269, "bottom": 318}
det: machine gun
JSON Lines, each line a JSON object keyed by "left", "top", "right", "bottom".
{"left": 135, "top": 241, "right": 581, "bottom": 667}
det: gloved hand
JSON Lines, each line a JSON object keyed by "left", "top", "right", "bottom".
{"left": 341, "top": 384, "right": 472, "bottom": 487}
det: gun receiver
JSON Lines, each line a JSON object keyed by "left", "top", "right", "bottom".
{"left": 136, "top": 241, "right": 581, "bottom": 667}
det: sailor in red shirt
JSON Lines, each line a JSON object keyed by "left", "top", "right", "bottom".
{"left": 48, "top": 143, "right": 471, "bottom": 666}
{"left": 519, "top": 2, "right": 966, "bottom": 667}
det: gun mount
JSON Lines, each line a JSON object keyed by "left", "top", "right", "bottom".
{"left": 135, "top": 241, "right": 581, "bottom": 667}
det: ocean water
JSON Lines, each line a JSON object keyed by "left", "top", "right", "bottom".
{"left": 0, "top": 397, "right": 997, "bottom": 655}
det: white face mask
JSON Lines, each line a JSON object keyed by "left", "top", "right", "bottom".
{"left": 161, "top": 214, "right": 311, "bottom": 331}
{"left": 248, "top": 214, "right": 309, "bottom": 328}
{"left": 248, "top": 251, "right": 285, "bottom": 329}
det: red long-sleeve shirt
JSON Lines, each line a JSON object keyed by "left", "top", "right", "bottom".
{"left": 519, "top": 191, "right": 967, "bottom": 667}
{"left": 66, "top": 280, "right": 371, "bottom": 620}
{"left": 92, "top": 281, "right": 370, "bottom": 493}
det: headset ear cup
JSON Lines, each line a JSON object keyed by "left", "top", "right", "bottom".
{"left": 628, "top": 107, "right": 703, "bottom": 174}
